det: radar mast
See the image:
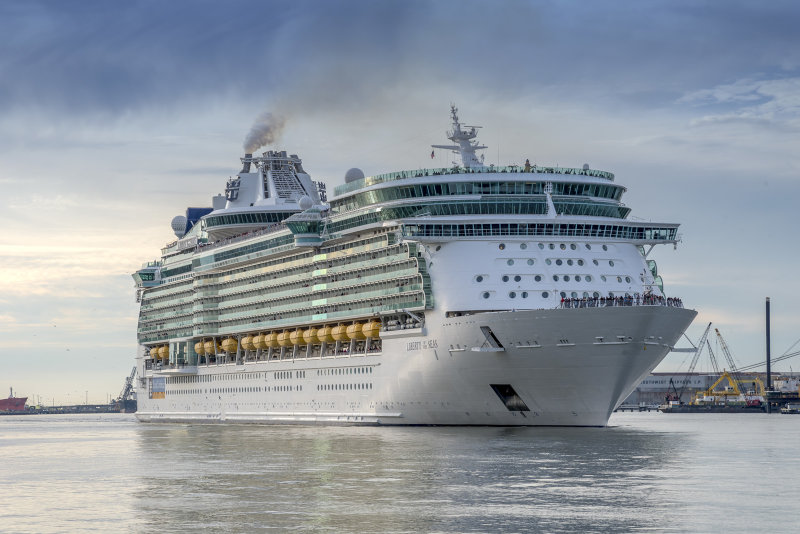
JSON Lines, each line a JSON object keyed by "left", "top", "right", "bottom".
{"left": 431, "top": 105, "right": 487, "bottom": 168}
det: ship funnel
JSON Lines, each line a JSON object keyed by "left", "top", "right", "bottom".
{"left": 241, "top": 153, "right": 253, "bottom": 173}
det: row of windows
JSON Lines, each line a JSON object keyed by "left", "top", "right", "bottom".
{"left": 481, "top": 290, "right": 634, "bottom": 300}
{"left": 499, "top": 242, "right": 611, "bottom": 251}
{"left": 331, "top": 181, "right": 624, "bottom": 212}
{"left": 318, "top": 383, "right": 372, "bottom": 391}
{"left": 403, "top": 223, "right": 677, "bottom": 241}
{"left": 205, "top": 211, "right": 297, "bottom": 228}
{"left": 317, "top": 367, "right": 373, "bottom": 376}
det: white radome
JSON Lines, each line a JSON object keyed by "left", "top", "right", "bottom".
{"left": 298, "top": 195, "right": 313, "bottom": 210}
{"left": 344, "top": 168, "right": 365, "bottom": 183}
{"left": 170, "top": 215, "right": 187, "bottom": 237}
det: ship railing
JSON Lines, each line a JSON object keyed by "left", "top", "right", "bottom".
{"left": 558, "top": 296, "right": 684, "bottom": 309}
{"left": 333, "top": 165, "right": 615, "bottom": 196}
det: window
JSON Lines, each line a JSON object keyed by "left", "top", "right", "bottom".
{"left": 514, "top": 275, "right": 521, "bottom": 282}
{"left": 564, "top": 275, "right": 570, "bottom": 282}
{"left": 575, "top": 275, "right": 581, "bottom": 282}
{"left": 499, "top": 243, "right": 505, "bottom": 250}
{"left": 577, "top": 259, "right": 584, "bottom": 266}
{"left": 601, "top": 275, "right": 607, "bottom": 282}
{"left": 593, "top": 259, "right": 599, "bottom": 266}
{"left": 502, "top": 275, "right": 509, "bottom": 282}
{"left": 556, "top": 259, "right": 563, "bottom": 266}
{"left": 520, "top": 243, "right": 527, "bottom": 250}
{"left": 509, "top": 292, "right": 516, "bottom": 298}
{"left": 586, "top": 275, "right": 592, "bottom": 282}
{"left": 567, "top": 259, "right": 573, "bottom": 266}
{"left": 507, "top": 259, "right": 514, "bottom": 266}
{"left": 609, "top": 260, "right": 615, "bottom": 267}
{"left": 585, "top": 244, "right": 592, "bottom": 250}
{"left": 476, "top": 275, "right": 484, "bottom": 282}
{"left": 482, "top": 292, "right": 490, "bottom": 299}
{"left": 549, "top": 244, "right": 555, "bottom": 250}
{"left": 603, "top": 245, "right": 608, "bottom": 251}
{"left": 527, "top": 259, "right": 534, "bottom": 265}
{"left": 553, "top": 275, "right": 559, "bottom": 281}
{"left": 625, "top": 276, "right": 631, "bottom": 283}
{"left": 522, "top": 292, "right": 528, "bottom": 298}
{"left": 617, "top": 276, "right": 622, "bottom": 283}
{"left": 535, "top": 275, "right": 542, "bottom": 282}
{"left": 570, "top": 244, "right": 577, "bottom": 250}
{"left": 560, "top": 244, "right": 566, "bottom": 250}
{"left": 542, "top": 291, "right": 549, "bottom": 298}
{"left": 546, "top": 259, "right": 552, "bottom": 265}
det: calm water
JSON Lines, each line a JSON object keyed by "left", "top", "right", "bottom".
{"left": 1, "top": 412, "right": 799, "bottom": 533}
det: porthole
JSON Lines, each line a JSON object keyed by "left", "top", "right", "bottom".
{"left": 546, "top": 259, "right": 552, "bottom": 265}
{"left": 499, "top": 243, "right": 506, "bottom": 250}
{"left": 593, "top": 292, "right": 600, "bottom": 298}
{"left": 553, "top": 275, "right": 559, "bottom": 281}
{"left": 601, "top": 275, "right": 607, "bottom": 282}
{"left": 502, "top": 275, "right": 509, "bottom": 282}
{"left": 534, "top": 275, "right": 542, "bottom": 282}
{"left": 625, "top": 276, "right": 631, "bottom": 283}
{"left": 482, "top": 292, "right": 490, "bottom": 299}
{"left": 586, "top": 275, "right": 592, "bottom": 282}
{"left": 542, "top": 291, "right": 549, "bottom": 298}
{"left": 617, "top": 276, "right": 622, "bottom": 283}
{"left": 609, "top": 260, "right": 615, "bottom": 267}
{"left": 571, "top": 292, "right": 578, "bottom": 298}
{"left": 570, "top": 244, "right": 577, "bottom": 250}
{"left": 538, "top": 243, "right": 545, "bottom": 249}
{"left": 560, "top": 291, "right": 567, "bottom": 298}
{"left": 476, "top": 275, "right": 484, "bottom": 282}
{"left": 603, "top": 245, "right": 608, "bottom": 251}
{"left": 577, "top": 259, "right": 584, "bottom": 266}
{"left": 564, "top": 275, "right": 570, "bottom": 282}
{"left": 556, "top": 259, "right": 563, "bottom": 266}
{"left": 567, "top": 259, "right": 573, "bottom": 266}
{"left": 585, "top": 244, "right": 592, "bottom": 250}
{"left": 560, "top": 244, "right": 566, "bottom": 250}
{"left": 507, "top": 259, "right": 514, "bottom": 266}
{"left": 527, "top": 259, "right": 534, "bottom": 266}
{"left": 514, "top": 275, "right": 521, "bottom": 282}
{"left": 583, "top": 291, "right": 590, "bottom": 298}
{"left": 575, "top": 275, "right": 581, "bottom": 282}
{"left": 549, "top": 244, "right": 555, "bottom": 250}
{"left": 509, "top": 291, "right": 516, "bottom": 298}
{"left": 522, "top": 292, "right": 528, "bottom": 298}
{"left": 520, "top": 243, "right": 527, "bottom": 250}
{"left": 593, "top": 259, "right": 599, "bottom": 266}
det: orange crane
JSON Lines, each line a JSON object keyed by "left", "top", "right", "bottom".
{"left": 714, "top": 328, "right": 763, "bottom": 407}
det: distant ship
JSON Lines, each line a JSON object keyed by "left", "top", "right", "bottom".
{"left": 0, "top": 388, "right": 27, "bottom": 413}
{"left": 132, "top": 106, "right": 696, "bottom": 426}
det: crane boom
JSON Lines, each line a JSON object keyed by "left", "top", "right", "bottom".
{"left": 677, "top": 322, "right": 713, "bottom": 400}
{"left": 714, "top": 328, "right": 760, "bottom": 406}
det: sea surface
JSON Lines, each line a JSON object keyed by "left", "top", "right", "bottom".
{"left": 1, "top": 412, "right": 798, "bottom": 533}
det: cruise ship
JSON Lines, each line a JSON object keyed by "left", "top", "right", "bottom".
{"left": 132, "top": 106, "right": 696, "bottom": 426}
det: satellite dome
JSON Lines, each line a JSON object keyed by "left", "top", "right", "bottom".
{"left": 171, "top": 215, "right": 187, "bottom": 237}
{"left": 298, "top": 195, "right": 313, "bottom": 210}
{"left": 344, "top": 168, "right": 365, "bottom": 183}
{"left": 582, "top": 163, "right": 590, "bottom": 171}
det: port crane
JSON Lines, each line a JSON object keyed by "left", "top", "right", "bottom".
{"left": 694, "top": 330, "right": 764, "bottom": 406}
{"left": 666, "top": 323, "right": 712, "bottom": 404}
{"left": 114, "top": 366, "right": 136, "bottom": 408}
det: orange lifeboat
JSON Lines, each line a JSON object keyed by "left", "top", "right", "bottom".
{"left": 158, "top": 345, "right": 169, "bottom": 360}
{"left": 204, "top": 340, "right": 220, "bottom": 355}
{"left": 149, "top": 347, "right": 160, "bottom": 359}
{"left": 331, "top": 324, "right": 349, "bottom": 341}
{"left": 221, "top": 337, "right": 238, "bottom": 353}
{"left": 289, "top": 328, "right": 306, "bottom": 346}
{"left": 346, "top": 323, "right": 366, "bottom": 340}
{"left": 362, "top": 321, "right": 381, "bottom": 339}
{"left": 277, "top": 330, "right": 292, "bottom": 347}
{"left": 265, "top": 332, "right": 280, "bottom": 349}
{"left": 303, "top": 327, "right": 318, "bottom": 345}
{"left": 252, "top": 333, "right": 268, "bottom": 350}
{"left": 194, "top": 341, "right": 206, "bottom": 355}
{"left": 241, "top": 335, "right": 255, "bottom": 351}
{"left": 316, "top": 325, "right": 335, "bottom": 343}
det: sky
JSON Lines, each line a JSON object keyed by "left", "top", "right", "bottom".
{"left": 1, "top": 0, "right": 799, "bottom": 404}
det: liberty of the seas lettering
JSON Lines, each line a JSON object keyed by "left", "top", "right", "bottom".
{"left": 406, "top": 339, "right": 438, "bottom": 351}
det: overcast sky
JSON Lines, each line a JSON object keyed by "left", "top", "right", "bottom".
{"left": 1, "top": 0, "right": 799, "bottom": 404}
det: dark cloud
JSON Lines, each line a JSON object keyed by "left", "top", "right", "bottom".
{"left": 1, "top": 0, "right": 799, "bottom": 119}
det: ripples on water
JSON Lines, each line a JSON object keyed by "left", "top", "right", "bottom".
{"left": 1, "top": 413, "right": 799, "bottom": 533}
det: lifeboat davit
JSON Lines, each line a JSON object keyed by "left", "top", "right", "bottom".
{"left": 346, "top": 323, "right": 366, "bottom": 340}
{"left": 289, "top": 328, "right": 305, "bottom": 346}
{"left": 194, "top": 341, "right": 205, "bottom": 355}
{"left": 362, "top": 321, "right": 381, "bottom": 339}
{"left": 303, "top": 327, "right": 318, "bottom": 345}
{"left": 277, "top": 330, "right": 292, "bottom": 347}
{"left": 221, "top": 337, "right": 238, "bottom": 353}
{"left": 316, "top": 325, "right": 335, "bottom": 343}
{"left": 331, "top": 324, "right": 349, "bottom": 341}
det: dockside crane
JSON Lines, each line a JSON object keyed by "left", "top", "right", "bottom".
{"left": 714, "top": 328, "right": 763, "bottom": 406}
{"left": 115, "top": 366, "right": 136, "bottom": 408}
{"left": 675, "top": 323, "right": 712, "bottom": 403}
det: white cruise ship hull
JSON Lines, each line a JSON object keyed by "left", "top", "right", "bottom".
{"left": 136, "top": 305, "right": 695, "bottom": 426}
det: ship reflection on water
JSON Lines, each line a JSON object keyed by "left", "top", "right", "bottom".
{"left": 133, "top": 422, "right": 679, "bottom": 533}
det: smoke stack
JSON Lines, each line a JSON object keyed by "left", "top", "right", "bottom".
{"left": 766, "top": 297, "right": 771, "bottom": 391}
{"left": 241, "top": 153, "right": 252, "bottom": 174}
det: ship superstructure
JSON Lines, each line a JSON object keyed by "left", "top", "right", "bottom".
{"left": 132, "top": 107, "right": 696, "bottom": 426}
